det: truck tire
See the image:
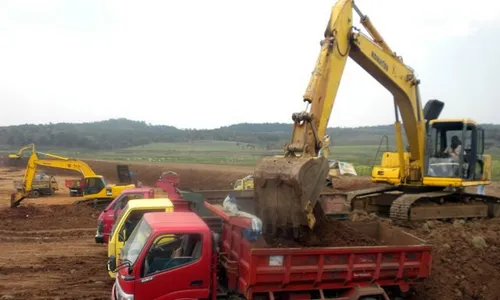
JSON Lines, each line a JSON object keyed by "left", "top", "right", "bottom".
{"left": 31, "top": 190, "right": 40, "bottom": 198}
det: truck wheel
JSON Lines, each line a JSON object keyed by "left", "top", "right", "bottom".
{"left": 31, "top": 190, "right": 40, "bottom": 198}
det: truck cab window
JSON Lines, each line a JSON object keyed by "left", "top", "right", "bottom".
{"left": 143, "top": 233, "right": 202, "bottom": 277}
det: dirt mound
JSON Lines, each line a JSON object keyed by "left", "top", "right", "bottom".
{"left": 0, "top": 203, "right": 111, "bottom": 300}
{"left": 8, "top": 157, "right": 252, "bottom": 190}
{"left": 86, "top": 160, "right": 251, "bottom": 190}
{"left": 325, "top": 176, "right": 377, "bottom": 192}
{"left": 0, "top": 204, "right": 100, "bottom": 231}
{"left": 409, "top": 218, "right": 500, "bottom": 300}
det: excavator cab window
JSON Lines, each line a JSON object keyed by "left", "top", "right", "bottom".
{"left": 84, "top": 177, "right": 106, "bottom": 195}
{"left": 426, "top": 121, "right": 481, "bottom": 180}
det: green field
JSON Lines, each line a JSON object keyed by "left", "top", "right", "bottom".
{"left": 2, "top": 140, "right": 500, "bottom": 180}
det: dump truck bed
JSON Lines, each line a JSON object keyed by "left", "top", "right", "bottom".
{"left": 205, "top": 202, "right": 432, "bottom": 299}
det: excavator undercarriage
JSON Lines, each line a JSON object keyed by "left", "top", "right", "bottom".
{"left": 320, "top": 186, "right": 500, "bottom": 223}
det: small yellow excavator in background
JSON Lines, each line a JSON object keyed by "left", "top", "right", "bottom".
{"left": 10, "top": 151, "right": 135, "bottom": 208}
{"left": 253, "top": 0, "right": 498, "bottom": 237}
{"left": 8, "top": 143, "right": 36, "bottom": 159}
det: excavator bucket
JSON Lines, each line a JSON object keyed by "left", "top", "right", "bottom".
{"left": 10, "top": 192, "right": 25, "bottom": 208}
{"left": 253, "top": 155, "right": 329, "bottom": 237}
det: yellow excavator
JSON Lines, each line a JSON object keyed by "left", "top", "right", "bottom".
{"left": 8, "top": 143, "right": 36, "bottom": 159}
{"left": 254, "top": 0, "right": 498, "bottom": 237}
{"left": 10, "top": 151, "right": 135, "bottom": 207}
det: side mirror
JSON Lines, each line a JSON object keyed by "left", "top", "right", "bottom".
{"left": 108, "top": 255, "right": 117, "bottom": 272}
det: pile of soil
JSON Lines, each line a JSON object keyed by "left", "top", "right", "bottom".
{"left": 409, "top": 218, "right": 500, "bottom": 300}
{"left": 0, "top": 204, "right": 112, "bottom": 299}
{"left": 9, "top": 157, "right": 251, "bottom": 190}
{"left": 0, "top": 204, "right": 100, "bottom": 231}
{"left": 86, "top": 160, "right": 250, "bottom": 190}
{"left": 264, "top": 218, "right": 382, "bottom": 248}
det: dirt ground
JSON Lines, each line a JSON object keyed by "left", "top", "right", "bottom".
{"left": 1, "top": 158, "right": 500, "bottom": 299}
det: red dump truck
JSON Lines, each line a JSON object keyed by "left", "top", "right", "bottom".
{"left": 111, "top": 202, "right": 432, "bottom": 300}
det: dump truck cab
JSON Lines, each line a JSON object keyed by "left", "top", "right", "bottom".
{"left": 107, "top": 198, "right": 175, "bottom": 278}
{"left": 95, "top": 187, "right": 156, "bottom": 244}
{"left": 112, "top": 211, "right": 213, "bottom": 300}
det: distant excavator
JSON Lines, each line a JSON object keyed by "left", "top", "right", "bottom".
{"left": 8, "top": 143, "right": 36, "bottom": 159}
{"left": 253, "top": 0, "right": 498, "bottom": 237}
{"left": 10, "top": 151, "right": 135, "bottom": 207}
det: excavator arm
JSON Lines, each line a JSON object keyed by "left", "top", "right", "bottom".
{"left": 253, "top": 0, "right": 425, "bottom": 237}
{"left": 33, "top": 152, "right": 98, "bottom": 176}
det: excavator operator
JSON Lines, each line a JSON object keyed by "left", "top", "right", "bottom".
{"left": 444, "top": 135, "right": 462, "bottom": 161}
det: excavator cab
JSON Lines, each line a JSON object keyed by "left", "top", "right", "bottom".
{"left": 84, "top": 176, "right": 108, "bottom": 196}
{"left": 425, "top": 119, "right": 488, "bottom": 183}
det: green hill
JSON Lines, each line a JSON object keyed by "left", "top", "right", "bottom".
{"left": 2, "top": 118, "right": 499, "bottom": 151}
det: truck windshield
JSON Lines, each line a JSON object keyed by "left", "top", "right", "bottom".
{"left": 121, "top": 219, "right": 152, "bottom": 265}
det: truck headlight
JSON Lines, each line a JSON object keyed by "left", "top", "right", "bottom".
{"left": 115, "top": 277, "right": 134, "bottom": 300}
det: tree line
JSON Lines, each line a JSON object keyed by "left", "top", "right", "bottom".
{"left": 1, "top": 118, "right": 499, "bottom": 151}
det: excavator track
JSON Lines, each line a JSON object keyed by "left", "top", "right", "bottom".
{"left": 74, "top": 198, "right": 112, "bottom": 210}
{"left": 389, "top": 191, "right": 451, "bottom": 220}
{"left": 345, "top": 187, "right": 500, "bottom": 222}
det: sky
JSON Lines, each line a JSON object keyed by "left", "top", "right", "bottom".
{"left": 0, "top": 0, "right": 499, "bottom": 129}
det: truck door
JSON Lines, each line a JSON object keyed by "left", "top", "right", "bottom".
{"left": 134, "top": 233, "right": 210, "bottom": 299}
